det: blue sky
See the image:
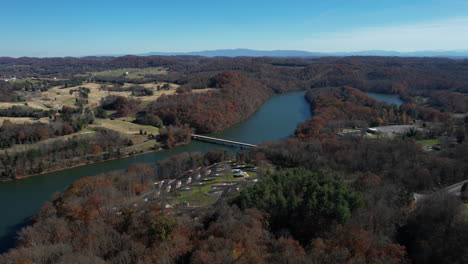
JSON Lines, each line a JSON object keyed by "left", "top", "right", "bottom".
{"left": 2, "top": 0, "right": 468, "bottom": 57}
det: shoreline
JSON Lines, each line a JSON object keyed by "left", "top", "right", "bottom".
{"left": 0, "top": 90, "right": 304, "bottom": 183}
{"left": 0, "top": 148, "right": 162, "bottom": 183}
{"left": 1, "top": 138, "right": 196, "bottom": 183}
{"left": 0, "top": 91, "right": 308, "bottom": 183}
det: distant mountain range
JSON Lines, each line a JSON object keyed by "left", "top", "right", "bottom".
{"left": 117, "top": 49, "right": 468, "bottom": 58}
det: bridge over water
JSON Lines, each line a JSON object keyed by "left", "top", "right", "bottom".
{"left": 191, "top": 134, "right": 257, "bottom": 148}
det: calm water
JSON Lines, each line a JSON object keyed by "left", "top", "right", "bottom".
{"left": 366, "top": 92, "right": 403, "bottom": 106}
{"left": 0, "top": 91, "right": 310, "bottom": 252}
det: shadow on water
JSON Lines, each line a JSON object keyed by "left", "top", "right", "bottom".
{"left": 0, "top": 217, "right": 30, "bottom": 253}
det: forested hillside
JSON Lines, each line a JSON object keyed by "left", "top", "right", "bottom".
{"left": 0, "top": 55, "right": 467, "bottom": 263}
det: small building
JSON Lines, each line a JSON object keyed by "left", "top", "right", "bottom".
{"left": 175, "top": 180, "right": 182, "bottom": 189}
{"left": 202, "top": 178, "right": 214, "bottom": 182}
{"left": 155, "top": 180, "right": 165, "bottom": 189}
{"left": 234, "top": 171, "right": 249, "bottom": 178}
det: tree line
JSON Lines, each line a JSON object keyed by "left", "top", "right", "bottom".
{"left": 0, "top": 106, "right": 94, "bottom": 149}
{"left": 0, "top": 128, "right": 132, "bottom": 180}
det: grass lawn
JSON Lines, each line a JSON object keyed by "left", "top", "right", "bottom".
{"left": 0, "top": 101, "right": 50, "bottom": 110}
{"left": 16, "top": 79, "right": 212, "bottom": 113}
{"left": 10, "top": 78, "right": 40, "bottom": 84}
{"left": 176, "top": 184, "right": 220, "bottom": 207}
{"left": 418, "top": 139, "right": 440, "bottom": 147}
{"left": 92, "top": 118, "right": 159, "bottom": 135}
{"left": 0, "top": 128, "right": 96, "bottom": 154}
{"left": 122, "top": 140, "right": 157, "bottom": 153}
{"left": 462, "top": 204, "right": 468, "bottom": 220}
{"left": 174, "top": 170, "right": 258, "bottom": 207}
{"left": 0, "top": 116, "right": 51, "bottom": 125}
{"left": 85, "top": 67, "right": 167, "bottom": 79}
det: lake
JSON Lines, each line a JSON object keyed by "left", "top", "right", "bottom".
{"left": 366, "top": 92, "right": 404, "bottom": 106}
{"left": 0, "top": 90, "right": 311, "bottom": 252}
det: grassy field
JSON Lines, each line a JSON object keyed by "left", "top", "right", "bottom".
{"left": 0, "top": 101, "right": 50, "bottom": 110}
{"left": 176, "top": 185, "right": 221, "bottom": 207}
{"left": 9, "top": 78, "right": 41, "bottom": 84}
{"left": 418, "top": 139, "right": 440, "bottom": 147}
{"left": 175, "top": 170, "right": 257, "bottom": 207}
{"left": 34, "top": 82, "right": 184, "bottom": 110}
{"left": 11, "top": 78, "right": 214, "bottom": 112}
{"left": 0, "top": 116, "right": 51, "bottom": 124}
{"left": 92, "top": 118, "right": 159, "bottom": 135}
{"left": 91, "top": 118, "right": 160, "bottom": 151}
{"left": 122, "top": 140, "right": 158, "bottom": 153}
{"left": 0, "top": 128, "right": 96, "bottom": 154}
{"left": 81, "top": 67, "right": 168, "bottom": 79}
{"left": 0, "top": 76, "right": 216, "bottom": 158}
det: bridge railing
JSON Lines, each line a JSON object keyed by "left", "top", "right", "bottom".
{"left": 191, "top": 134, "right": 256, "bottom": 148}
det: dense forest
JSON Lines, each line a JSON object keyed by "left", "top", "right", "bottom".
{"left": 2, "top": 55, "right": 468, "bottom": 134}
{"left": 0, "top": 55, "right": 467, "bottom": 263}
{"left": 295, "top": 86, "right": 454, "bottom": 140}
{"left": 140, "top": 72, "right": 273, "bottom": 133}
{"left": 1, "top": 133, "right": 466, "bottom": 263}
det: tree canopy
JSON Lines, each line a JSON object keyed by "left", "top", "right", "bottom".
{"left": 233, "top": 168, "right": 362, "bottom": 243}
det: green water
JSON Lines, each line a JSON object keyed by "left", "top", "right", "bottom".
{"left": 0, "top": 91, "right": 310, "bottom": 252}
{"left": 366, "top": 92, "right": 403, "bottom": 106}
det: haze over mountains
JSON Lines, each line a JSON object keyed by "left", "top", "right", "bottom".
{"left": 100, "top": 48, "right": 468, "bottom": 58}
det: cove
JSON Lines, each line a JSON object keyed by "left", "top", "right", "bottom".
{"left": 0, "top": 90, "right": 311, "bottom": 253}
{"left": 366, "top": 92, "right": 403, "bottom": 106}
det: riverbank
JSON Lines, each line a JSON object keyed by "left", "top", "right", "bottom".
{"left": 1, "top": 90, "right": 281, "bottom": 182}
{"left": 0, "top": 91, "right": 311, "bottom": 253}
{"left": 1, "top": 145, "right": 168, "bottom": 183}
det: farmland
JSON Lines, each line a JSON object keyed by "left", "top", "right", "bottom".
{"left": 81, "top": 67, "right": 168, "bottom": 79}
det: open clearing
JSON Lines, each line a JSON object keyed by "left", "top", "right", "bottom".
{"left": 0, "top": 116, "right": 51, "bottom": 125}
{"left": 31, "top": 82, "right": 185, "bottom": 110}
{"left": 175, "top": 169, "right": 258, "bottom": 207}
{"left": 92, "top": 118, "right": 159, "bottom": 135}
{"left": 91, "top": 118, "right": 160, "bottom": 149}
{"left": 1, "top": 79, "right": 215, "bottom": 155}
{"left": 9, "top": 80, "right": 215, "bottom": 112}
{"left": 78, "top": 67, "right": 168, "bottom": 79}
{"left": 418, "top": 139, "right": 440, "bottom": 147}
{"left": 122, "top": 140, "right": 157, "bottom": 153}
{"left": 0, "top": 101, "right": 50, "bottom": 110}
{"left": 0, "top": 128, "right": 96, "bottom": 154}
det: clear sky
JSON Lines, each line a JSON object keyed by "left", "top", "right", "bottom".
{"left": 2, "top": 0, "right": 468, "bottom": 57}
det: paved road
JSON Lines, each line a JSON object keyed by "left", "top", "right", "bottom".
{"left": 414, "top": 179, "right": 468, "bottom": 202}
{"left": 443, "top": 180, "right": 468, "bottom": 196}
{"left": 373, "top": 125, "right": 420, "bottom": 135}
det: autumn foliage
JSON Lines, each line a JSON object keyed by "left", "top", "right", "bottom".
{"left": 143, "top": 72, "right": 273, "bottom": 133}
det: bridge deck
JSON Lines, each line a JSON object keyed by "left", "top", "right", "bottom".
{"left": 191, "top": 134, "right": 256, "bottom": 148}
